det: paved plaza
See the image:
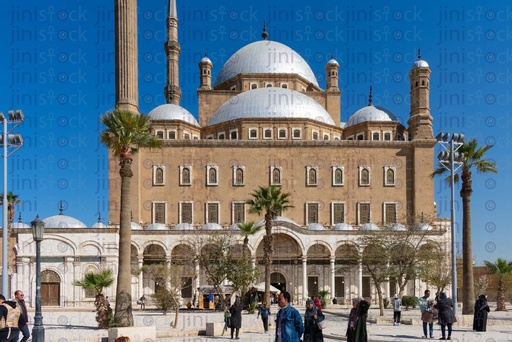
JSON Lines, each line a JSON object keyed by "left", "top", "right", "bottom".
{"left": 35, "top": 303, "right": 512, "bottom": 342}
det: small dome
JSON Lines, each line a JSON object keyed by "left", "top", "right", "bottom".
{"left": 230, "top": 224, "right": 241, "bottom": 231}
{"left": 333, "top": 223, "right": 354, "bottom": 231}
{"left": 346, "top": 105, "right": 398, "bottom": 127}
{"left": 92, "top": 221, "right": 107, "bottom": 228}
{"left": 326, "top": 58, "right": 339, "bottom": 67}
{"left": 208, "top": 88, "right": 336, "bottom": 126}
{"left": 148, "top": 104, "right": 200, "bottom": 127}
{"left": 146, "top": 223, "right": 168, "bottom": 230}
{"left": 307, "top": 223, "right": 325, "bottom": 231}
{"left": 388, "top": 223, "right": 407, "bottom": 231}
{"left": 360, "top": 223, "right": 380, "bottom": 231}
{"left": 11, "top": 221, "right": 30, "bottom": 229}
{"left": 43, "top": 215, "right": 87, "bottom": 228}
{"left": 215, "top": 40, "right": 318, "bottom": 87}
{"left": 202, "top": 223, "right": 223, "bottom": 230}
{"left": 131, "top": 221, "right": 143, "bottom": 230}
{"left": 200, "top": 56, "right": 212, "bottom": 65}
{"left": 412, "top": 59, "right": 429, "bottom": 69}
{"left": 175, "top": 223, "right": 194, "bottom": 230}
{"left": 414, "top": 223, "right": 433, "bottom": 231}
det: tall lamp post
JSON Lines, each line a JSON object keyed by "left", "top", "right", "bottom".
{"left": 31, "top": 215, "right": 45, "bottom": 342}
{"left": 436, "top": 132, "right": 464, "bottom": 315}
{"left": 0, "top": 109, "right": 24, "bottom": 294}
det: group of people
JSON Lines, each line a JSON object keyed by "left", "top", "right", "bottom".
{"left": 0, "top": 290, "right": 30, "bottom": 342}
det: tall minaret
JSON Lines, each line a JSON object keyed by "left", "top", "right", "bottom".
{"left": 164, "top": 0, "right": 182, "bottom": 105}
{"left": 408, "top": 49, "right": 433, "bottom": 140}
{"left": 115, "top": 0, "right": 139, "bottom": 113}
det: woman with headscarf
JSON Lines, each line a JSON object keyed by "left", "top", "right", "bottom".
{"left": 473, "top": 294, "right": 490, "bottom": 331}
{"left": 434, "top": 292, "right": 457, "bottom": 340}
{"left": 346, "top": 297, "right": 370, "bottom": 342}
{"left": 229, "top": 297, "right": 242, "bottom": 339}
{"left": 304, "top": 298, "right": 324, "bottom": 342}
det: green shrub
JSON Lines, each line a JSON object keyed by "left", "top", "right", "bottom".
{"left": 318, "top": 290, "right": 329, "bottom": 309}
{"left": 401, "top": 295, "right": 419, "bottom": 310}
{"left": 246, "top": 301, "right": 258, "bottom": 314}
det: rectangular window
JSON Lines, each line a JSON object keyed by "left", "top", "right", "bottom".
{"left": 358, "top": 203, "right": 371, "bottom": 224}
{"left": 206, "top": 202, "right": 219, "bottom": 224}
{"left": 249, "top": 128, "right": 258, "bottom": 139}
{"left": 384, "top": 203, "right": 397, "bottom": 224}
{"left": 181, "top": 277, "right": 193, "bottom": 298}
{"left": 362, "top": 276, "right": 371, "bottom": 298}
{"left": 332, "top": 202, "right": 345, "bottom": 224}
{"left": 308, "top": 276, "right": 319, "bottom": 297}
{"left": 180, "top": 202, "right": 193, "bottom": 224}
{"left": 306, "top": 202, "right": 319, "bottom": 224}
{"left": 232, "top": 202, "right": 245, "bottom": 224}
{"left": 292, "top": 128, "right": 302, "bottom": 139}
{"left": 153, "top": 202, "right": 166, "bottom": 224}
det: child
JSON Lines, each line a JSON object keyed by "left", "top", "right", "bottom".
{"left": 222, "top": 307, "right": 232, "bottom": 335}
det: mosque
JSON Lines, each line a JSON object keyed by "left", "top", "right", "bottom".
{"left": 10, "top": 0, "right": 450, "bottom": 307}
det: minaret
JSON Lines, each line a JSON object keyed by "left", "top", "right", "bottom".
{"left": 408, "top": 49, "right": 433, "bottom": 139}
{"left": 325, "top": 54, "right": 340, "bottom": 91}
{"left": 115, "top": 0, "right": 139, "bottom": 112}
{"left": 164, "top": 0, "right": 182, "bottom": 105}
{"left": 198, "top": 51, "right": 213, "bottom": 90}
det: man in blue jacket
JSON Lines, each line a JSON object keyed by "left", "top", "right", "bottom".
{"left": 275, "top": 291, "right": 304, "bottom": 342}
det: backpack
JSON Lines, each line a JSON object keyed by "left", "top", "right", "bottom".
{"left": 0, "top": 303, "right": 20, "bottom": 329}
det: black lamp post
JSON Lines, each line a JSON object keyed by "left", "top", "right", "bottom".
{"left": 31, "top": 215, "right": 45, "bottom": 342}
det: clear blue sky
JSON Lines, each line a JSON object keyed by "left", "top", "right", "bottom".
{"left": 0, "top": 1, "right": 509, "bottom": 265}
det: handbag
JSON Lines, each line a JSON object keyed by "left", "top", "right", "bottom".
{"left": 421, "top": 311, "right": 433, "bottom": 323}
{"left": 317, "top": 319, "right": 327, "bottom": 330}
{"left": 431, "top": 307, "right": 439, "bottom": 319}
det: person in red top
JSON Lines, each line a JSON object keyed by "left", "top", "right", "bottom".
{"left": 313, "top": 297, "right": 323, "bottom": 310}
{"left": 14, "top": 290, "right": 29, "bottom": 342}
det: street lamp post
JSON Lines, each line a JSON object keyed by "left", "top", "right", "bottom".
{"left": 0, "top": 109, "right": 24, "bottom": 294}
{"left": 31, "top": 215, "right": 45, "bottom": 342}
{"left": 436, "top": 132, "right": 464, "bottom": 315}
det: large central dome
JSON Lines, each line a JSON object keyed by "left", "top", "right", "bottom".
{"left": 208, "top": 87, "right": 335, "bottom": 126}
{"left": 214, "top": 40, "right": 319, "bottom": 87}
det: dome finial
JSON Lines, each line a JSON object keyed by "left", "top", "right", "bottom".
{"left": 59, "top": 201, "right": 64, "bottom": 215}
{"left": 417, "top": 48, "right": 421, "bottom": 60}
{"left": 17, "top": 212, "right": 22, "bottom": 223}
{"left": 368, "top": 85, "right": 373, "bottom": 106}
{"left": 204, "top": 49, "right": 208, "bottom": 57}
{"left": 331, "top": 53, "right": 334, "bottom": 59}
{"left": 97, "top": 211, "right": 102, "bottom": 223}
{"left": 261, "top": 20, "right": 269, "bottom": 40}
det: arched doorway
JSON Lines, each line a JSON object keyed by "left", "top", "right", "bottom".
{"left": 306, "top": 243, "right": 331, "bottom": 298}
{"left": 143, "top": 244, "right": 167, "bottom": 293}
{"left": 270, "top": 272, "right": 286, "bottom": 293}
{"left": 171, "top": 244, "right": 195, "bottom": 299}
{"left": 41, "top": 270, "right": 61, "bottom": 306}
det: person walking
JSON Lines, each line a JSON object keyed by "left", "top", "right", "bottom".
{"left": 435, "top": 292, "right": 457, "bottom": 340}
{"left": 419, "top": 289, "right": 435, "bottom": 338}
{"left": 14, "top": 290, "right": 29, "bottom": 342}
{"left": 346, "top": 297, "right": 370, "bottom": 342}
{"left": 257, "top": 301, "right": 271, "bottom": 333}
{"left": 229, "top": 297, "right": 242, "bottom": 339}
{"left": 139, "top": 295, "right": 146, "bottom": 310}
{"left": 0, "top": 294, "right": 24, "bottom": 342}
{"left": 392, "top": 294, "right": 401, "bottom": 326}
{"left": 473, "top": 294, "right": 490, "bottom": 332}
{"left": 304, "top": 298, "right": 324, "bottom": 342}
{"left": 275, "top": 291, "right": 304, "bottom": 342}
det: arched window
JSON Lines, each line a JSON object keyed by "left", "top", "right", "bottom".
{"left": 169, "top": 131, "right": 176, "bottom": 139}
{"left": 235, "top": 167, "right": 244, "bottom": 185}
{"left": 209, "top": 168, "right": 217, "bottom": 184}
{"left": 156, "top": 131, "right": 164, "bottom": 139}
{"left": 384, "top": 167, "right": 396, "bottom": 186}
{"left": 154, "top": 166, "right": 164, "bottom": 185}
{"left": 359, "top": 167, "right": 370, "bottom": 186}
{"left": 334, "top": 168, "right": 343, "bottom": 185}
{"left": 272, "top": 167, "right": 281, "bottom": 185}
{"left": 182, "top": 167, "right": 191, "bottom": 185}
{"left": 308, "top": 168, "right": 317, "bottom": 185}
{"left": 312, "top": 132, "right": 319, "bottom": 140}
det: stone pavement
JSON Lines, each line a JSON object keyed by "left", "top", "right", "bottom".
{"left": 37, "top": 303, "right": 512, "bottom": 342}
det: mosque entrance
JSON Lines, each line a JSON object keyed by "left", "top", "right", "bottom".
{"left": 270, "top": 272, "right": 286, "bottom": 294}
{"left": 41, "top": 270, "right": 60, "bottom": 306}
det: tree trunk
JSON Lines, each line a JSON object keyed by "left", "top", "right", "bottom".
{"left": 374, "top": 280, "right": 385, "bottom": 316}
{"left": 461, "top": 169, "right": 474, "bottom": 315}
{"left": 496, "top": 278, "right": 506, "bottom": 311}
{"left": 264, "top": 211, "right": 273, "bottom": 304}
{"left": 95, "top": 294, "right": 110, "bottom": 329}
{"left": 114, "top": 160, "right": 134, "bottom": 326}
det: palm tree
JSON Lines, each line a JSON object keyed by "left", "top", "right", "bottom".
{"left": 433, "top": 138, "right": 497, "bottom": 314}
{"left": 237, "top": 221, "right": 262, "bottom": 259}
{"left": 484, "top": 258, "right": 512, "bottom": 311}
{"left": 73, "top": 269, "right": 115, "bottom": 328}
{"left": 246, "top": 185, "right": 292, "bottom": 303}
{"left": 100, "top": 109, "right": 162, "bottom": 326}
{"left": 0, "top": 192, "right": 21, "bottom": 226}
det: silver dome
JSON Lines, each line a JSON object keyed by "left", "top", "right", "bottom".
{"left": 414, "top": 223, "right": 433, "bottom": 231}
{"left": 214, "top": 40, "right": 318, "bottom": 87}
{"left": 360, "top": 223, "right": 380, "bottom": 231}
{"left": 200, "top": 56, "right": 212, "bottom": 65}
{"left": 307, "top": 223, "right": 325, "bottom": 231}
{"left": 148, "top": 104, "right": 200, "bottom": 127}
{"left": 11, "top": 221, "right": 30, "bottom": 229}
{"left": 147, "top": 223, "right": 168, "bottom": 230}
{"left": 333, "top": 223, "right": 353, "bottom": 231}
{"left": 43, "top": 215, "right": 87, "bottom": 228}
{"left": 230, "top": 224, "right": 241, "bottom": 231}
{"left": 326, "top": 59, "right": 339, "bottom": 67}
{"left": 257, "top": 215, "right": 300, "bottom": 228}
{"left": 92, "top": 221, "right": 107, "bottom": 228}
{"left": 208, "top": 88, "right": 336, "bottom": 126}
{"left": 175, "top": 223, "right": 194, "bottom": 230}
{"left": 346, "top": 105, "right": 398, "bottom": 127}
{"left": 131, "top": 221, "right": 143, "bottom": 230}
{"left": 412, "top": 59, "right": 429, "bottom": 69}
{"left": 202, "top": 223, "right": 223, "bottom": 230}
{"left": 388, "top": 223, "right": 407, "bottom": 231}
